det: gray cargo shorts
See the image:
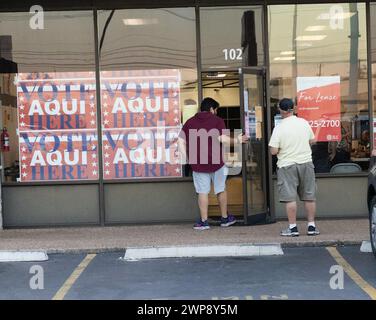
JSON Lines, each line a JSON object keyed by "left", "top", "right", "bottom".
{"left": 277, "top": 162, "right": 316, "bottom": 202}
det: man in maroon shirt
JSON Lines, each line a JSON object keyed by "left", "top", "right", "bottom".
{"left": 179, "top": 98, "right": 248, "bottom": 230}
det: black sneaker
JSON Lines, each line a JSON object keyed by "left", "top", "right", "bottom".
{"left": 280, "top": 226, "right": 299, "bottom": 237}
{"left": 220, "top": 214, "right": 237, "bottom": 227}
{"left": 307, "top": 225, "right": 320, "bottom": 236}
{"left": 193, "top": 220, "right": 210, "bottom": 230}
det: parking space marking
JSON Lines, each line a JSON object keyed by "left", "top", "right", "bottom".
{"left": 212, "top": 294, "right": 288, "bottom": 300}
{"left": 326, "top": 247, "right": 376, "bottom": 300}
{"left": 52, "top": 253, "right": 96, "bottom": 300}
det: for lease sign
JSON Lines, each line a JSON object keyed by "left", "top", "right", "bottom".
{"left": 296, "top": 76, "right": 341, "bottom": 142}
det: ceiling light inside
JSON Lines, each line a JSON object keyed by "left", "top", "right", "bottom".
{"left": 209, "top": 66, "right": 230, "bottom": 69}
{"left": 123, "top": 18, "right": 158, "bottom": 26}
{"left": 280, "top": 51, "right": 295, "bottom": 55}
{"left": 206, "top": 72, "right": 227, "bottom": 78}
{"left": 317, "top": 12, "right": 355, "bottom": 20}
{"left": 305, "top": 25, "right": 327, "bottom": 32}
{"left": 274, "top": 56, "right": 296, "bottom": 61}
{"left": 296, "top": 35, "right": 327, "bottom": 41}
{"left": 296, "top": 42, "right": 313, "bottom": 47}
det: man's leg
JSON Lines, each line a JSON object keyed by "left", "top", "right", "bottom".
{"left": 299, "top": 162, "right": 319, "bottom": 235}
{"left": 280, "top": 201, "right": 299, "bottom": 236}
{"left": 192, "top": 171, "right": 211, "bottom": 229}
{"left": 217, "top": 191, "right": 228, "bottom": 218}
{"left": 198, "top": 193, "right": 209, "bottom": 222}
{"left": 214, "top": 166, "right": 235, "bottom": 227}
{"left": 304, "top": 200, "right": 319, "bottom": 235}
{"left": 305, "top": 200, "right": 316, "bottom": 223}
{"left": 286, "top": 201, "right": 298, "bottom": 224}
{"left": 278, "top": 165, "right": 299, "bottom": 236}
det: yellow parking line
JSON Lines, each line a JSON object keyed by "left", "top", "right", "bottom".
{"left": 326, "top": 247, "right": 376, "bottom": 300}
{"left": 52, "top": 253, "right": 96, "bottom": 300}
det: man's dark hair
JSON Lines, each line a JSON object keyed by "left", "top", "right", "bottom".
{"left": 279, "top": 98, "right": 294, "bottom": 111}
{"left": 200, "top": 97, "right": 220, "bottom": 112}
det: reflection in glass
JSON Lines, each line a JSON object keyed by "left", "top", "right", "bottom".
{"left": 97, "top": 8, "right": 198, "bottom": 179}
{"left": 269, "top": 3, "right": 369, "bottom": 173}
{"left": 200, "top": 6, "right": 264, "bottom": 69}
{"left": 99, "top": 70, "right": 182, "bottom": 179}
{"left": 0, "top": 11, "right": 97, "bottom": 182}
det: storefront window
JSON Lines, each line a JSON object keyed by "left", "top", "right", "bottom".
{"left": 97, "top": 8, "right": 197, "bottom": 179}
{"left": 0, "top": 11, "right": 98, "bottom": 182}
{"left": 269, "top": 3, "right": 369, "bottom": 174}
{"left": 199, "top": 6, "right": 264, "bottom": 176}
{"left": 200, "top": 6, "right": 264, "bottom": 70}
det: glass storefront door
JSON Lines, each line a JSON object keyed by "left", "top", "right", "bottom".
{"left": 240, "top": 67, "right": 270, "bottom": 224}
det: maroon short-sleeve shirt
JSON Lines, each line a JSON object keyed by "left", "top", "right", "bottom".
{"left": 180, "top": 111, "right": 226, "bottom": 173}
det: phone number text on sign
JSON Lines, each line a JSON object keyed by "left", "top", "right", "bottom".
{"left": 308, "top": 120, "right": 340, "bottom": 128}
{"left": 308, "top": 120, "right": 341, "bottom": 141}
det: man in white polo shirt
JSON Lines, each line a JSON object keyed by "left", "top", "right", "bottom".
{"left": 269, "top": 98, "right": 319, "bottom": 237}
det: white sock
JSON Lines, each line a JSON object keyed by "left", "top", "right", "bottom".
{"left": 308, "top": 221, "right": 316, "bottom": 228}
{"left": 289, "top": 223, "right": 297, "bottom": 229}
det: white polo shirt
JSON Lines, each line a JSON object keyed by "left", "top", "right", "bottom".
{"left": 269, "top": 115, "right": 315, "bottom": 168}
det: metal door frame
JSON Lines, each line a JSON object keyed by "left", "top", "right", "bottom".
{"left": 239, "top": 66, "right": 273, "bottom": 225}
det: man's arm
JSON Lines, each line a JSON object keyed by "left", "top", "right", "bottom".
{"left": 269, "top": 146, "right": 279, "bottom": 155}
{"left": 218, "top": 133, "right": 249, "bottom": 145}
{"left": 178, "top": 124, "right": 188, "bottom": 165}
{"left": 268, "top": 128, "right": 280, "bottom": 155}
{"left": 307, "top": 121, "right": 316, "bottom": 146}
{"left": 178, "top": 136, "right": 188, "bottom": 165}
{"left": 216, "top": 117, "right": 248, "bottom": 145}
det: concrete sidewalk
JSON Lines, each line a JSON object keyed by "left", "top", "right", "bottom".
{"left": 0, "top": 218, "right": 369, "bottom": 254}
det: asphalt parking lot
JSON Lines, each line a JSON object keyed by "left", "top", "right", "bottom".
{"left": 0, "top": 246, "right": 375, "bottom": 300}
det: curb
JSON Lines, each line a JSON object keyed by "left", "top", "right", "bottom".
{"left": 0, "top": 250, "right": 48, "bottom": 262}
{"left": 38, "top": 247, "right": 126, "bottom": 255}
{"left": 360, "top": 241, "right": 372, "bottom": 253}
{"left": 123, "top": 244, "right": 284, "bottom": 260}
{"left": 0, "top": 239, "right": 366, "bottom": 255}
{"left": 280, "top": 240, "right": 365, "bottom": 248}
